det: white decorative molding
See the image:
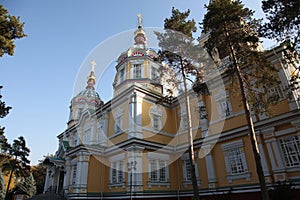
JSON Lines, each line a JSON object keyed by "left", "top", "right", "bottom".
{"left": 150, "top": 105, "right": 163, "bottom": 116}
{"left": 109, "top": 153, "right": 125, "bottom": 162}
{"left": 114, "top": 107, "right": 123, "bottom": 118}
{"left": 275, "top": 127, "right": 297, "bottom": 137}
{"left": 226, "top": 172, "right": 251, "bottom": 183}
{"left": 260, "top": 127, "right": 275, "bottom": 135}
{"left": 129, "top": 59, "right": 143, "bottom": 65}
{"left": 221, "top": 139, "right": 244, "bottom": 150}
{"left": 148, "top": 152, "right": 170, "bottom": 160}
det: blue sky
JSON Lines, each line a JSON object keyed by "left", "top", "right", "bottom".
{"left": 0, "top": 0, "right": 275, "bottom": 165}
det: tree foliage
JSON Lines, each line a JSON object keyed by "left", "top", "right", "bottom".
{"left": 155, "top": 7, "right": 212, "bottom": 200}
{"left": 0, "top": 86, "right": 11, "bottom": 119}
{"left": 261, "top": 0, "right": 300, "bottom": 94}
{"left": 202, "top": 0, "right": 279, "bottom": 115}
{"left": 32, "top": 163, "right": 46, "bottom": 194}
{"left": 5, "top": 136, "right": 31, "bottom": 199}
{"left": 0, "top": 5, "right": 27, "bottom": 57}
{"left": 202, "top": 0, "right": 277, "bottom": 200}
{"left": 261, "top": 0, "right": 299, "bottom": 52}
{"left": 13, "top": 172, "right": 36, "bottom": 197}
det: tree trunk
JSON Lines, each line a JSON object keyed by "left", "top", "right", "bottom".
{"left": 225, "top": 28, "right": 270, "bottom": 200}
{"left": 180, "top": 57, "right": 200, "bottom": 200}
{"left": 5, "top": 162, "right": 14, "bottom": 200}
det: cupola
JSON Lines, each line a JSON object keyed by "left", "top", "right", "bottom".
{"left": 68, "top": 61, "right": 103, "bottom": 127}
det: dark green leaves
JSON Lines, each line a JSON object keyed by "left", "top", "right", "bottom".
{"left": 0, "top": 5, "right": 27, "bottom": 57}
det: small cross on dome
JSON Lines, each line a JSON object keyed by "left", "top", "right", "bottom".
{"left": 90, "top": 60, "right": 96, "bottom": 72}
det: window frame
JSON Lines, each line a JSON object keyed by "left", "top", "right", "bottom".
{"left": 221, "top": 139, "right": 251, "bottom": 183}
{"left": 279, "top": 135, "right": 300, "bottom": 167}
{"left": 147, "top": 152, "right": 170, "bottom": 188}
{"left": 133, "top": 64, "right": 142, "bottom": 79}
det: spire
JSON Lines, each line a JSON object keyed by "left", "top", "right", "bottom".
{"left": 134, "top": 13, "right": 147, "bottom": 46}
{"left": 137, "top": 13, "right": 143, "bottom": 28}
{"left": 87, "top": 60, "right": 96, "bottom": 89}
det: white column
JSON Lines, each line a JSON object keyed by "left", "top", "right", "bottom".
{"left": 128, "top": 92, "right": 143, "bottom": 139}
{"left": 203, "top": 145, "right": 217, "bottom": 188}
{"left": 256, "top": 132, "right": 270, "bottom": 177}
{"left": 128, "top": 92, "right": 136, "bottom": 138}
{"left": 271, "top": 139, "right": 285, "bottom": 170}
{"left": 43, "top": 168, "right": 51, "bottom": 193}
{"left": 56, "top": 169, "right": 60, "bottom": 193}
{"left": 127, "top": 146, "right": 144, "bottom": 192}
{"left": 265, "top": 138, "right": 285, "bottom": 171}
{"left": 63, "top": 157, "right": 71, "bottom": 193}
{"left": 99, "top": 112, "right": 108, "bottom": 147}
{"left": 76, "top": 151, "right": 90, "bottom": 193}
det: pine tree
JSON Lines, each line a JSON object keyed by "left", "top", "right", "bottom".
{"left": 155, "top": 7, "right": 211, "bottom": 200}
{"left": 32, "top": 162, "right": 46, "bottom": 194}
{"left": 13, "top": 172, "right": 36, "bottom": 197}
{"left": 202, "top": 0, "right": 280, "bottom": 199}
{"left": 0, "top": 5, "right": 27, "bottom": 57}
{"left": 261, "top": 0, "right": 300, "bottom": 96}
{"left": 5, "top": 136, "right": 31, "bottom": 200}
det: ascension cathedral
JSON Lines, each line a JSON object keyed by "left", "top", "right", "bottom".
{"left": 43, "top": 16, "right": 300, "bottom": 200}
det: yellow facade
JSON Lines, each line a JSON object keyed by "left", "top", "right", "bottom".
{"left": 43, "top": 24, "right": 300, "bottom": 200}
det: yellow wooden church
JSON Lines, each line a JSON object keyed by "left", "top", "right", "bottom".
{"left": 43, "top": 16, "right": 300, "bottom": 200}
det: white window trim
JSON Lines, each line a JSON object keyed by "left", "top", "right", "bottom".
{"left": 129, "top": 60, "right": 144, "bottom": 79}
{"left": 147, "top": 152, "right": 170, "bottom": 188}
{"left": 109, "top": 153, "right": 126, "bottom": 189}
{"left": 151, "top": 65, "right": 159, "bottom": 81}
{"left": 221, "top": 139, "right": 251, "bottom": 183}
{"left": 181, "top": 153, "right": 200, "bottom": 187}
{"left": 114, "top": 108, "right": 123, "bottom": 134}
{"left": 84, "top": 128, "right": 92, "bottom": 144}
{"left": 118, "top": 65, "right": 126, "bottom": 85}
{"left": 268, "top": 85, "right": 285, "bottom": 101}
{"left": 150, "top": 106, "right": 163, "bottom": 131}
{"left": 279, "top": 134, "right": 300, "bottom": 168}
{"left": 180, "top": 115, "right": 188, "bottom": 131}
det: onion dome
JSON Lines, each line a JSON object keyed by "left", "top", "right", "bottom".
{"left": 73, "top": 61, "right": 103, "bottom": 106}
{"left": 116, "top": 14, "right": 158, "bottom": 65}
{"left": 68, "top": 61, "right": 103, "bottom": 127}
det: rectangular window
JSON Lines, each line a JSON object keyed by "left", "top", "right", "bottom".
{"left": 84, "top": 129, "right": 91, "bottom": 144}
{"left": 118, "top": 161, "right": 124, "bottom": 182}
{"left": 151, "top": 66, "right": 159, "bottom": 80}
{"left": 133, "top": 64, "right": 141, "bottom": 79}
{"left": 280, "top": 135, "right": 300, "bottom": 167}
{"left": 222, "top": 140, "right": 250, "bottom": 182}
{"left": 110, "top": 161, "right": 124, "bottom": 183}
{"left": 119, "top": 68, "right": 125, "bottom": 83}
{"left": 268, "top": 85, "right": 284, "bottom": 101}
{"left": 219, "top": 100, "right": 232, "bottom": 117}
{"left": 227, "top": 148, "right": 245, "bottom": 174}
{"left": 149, "top": 159, "right": 167, "bottom": 182}
{"left": 152, "top": 115, "right": 160, "bottom": 130}
{"left": 112, "top": 162, "right": 117, "bottom": 183}
{"left": 114, "top": 116, "right": 122, "bottom": 133}
{"left": 181, "top": 116, "right": 188, "bottom": 130}
{"left": 150, "top": 160, "right": 157, "bottom": 181}
{"left": 182, "top": 158, "right": 199, "bottom": 182}
{"left": 72, "top": 165, "right": 77, "bottom": 185}
{"left": 159, "top": 160, "right": 166, "bottom": 182}
{"left": 183, "top": 159, "right": 191, "bottom": 181}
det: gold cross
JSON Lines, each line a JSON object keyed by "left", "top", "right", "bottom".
{"left": 90, "top": 60, "right": 96, "bottom": 72}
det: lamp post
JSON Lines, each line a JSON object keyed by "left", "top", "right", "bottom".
{"left": 127, "top": 161, "right": 137, "bottom": 200}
